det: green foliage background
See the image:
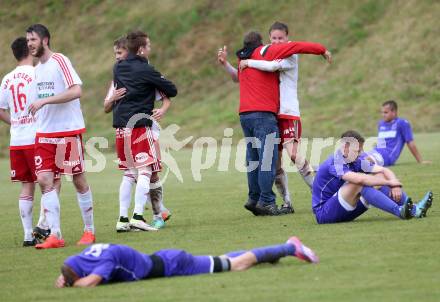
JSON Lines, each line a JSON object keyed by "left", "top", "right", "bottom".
{"left": 0, "top": 0, "right": 439, "bottom": 152}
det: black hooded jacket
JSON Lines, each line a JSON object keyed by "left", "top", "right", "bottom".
{"left": 112, "top": 53, "right": 177, "bottom": 128}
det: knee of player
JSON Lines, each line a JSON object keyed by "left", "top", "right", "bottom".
{"left": 229, "top": 253, "right": 257, "bottom": 272}
{"left": 37, "top": 173, "right": 54, "bottom": 190}
{"left": 72, "top": 174, "right": 89, "bottom": 193}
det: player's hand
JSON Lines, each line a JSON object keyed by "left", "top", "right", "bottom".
{"left": 28, "top": 99, "right": 45, "bottom": 115}
{"left": 322, "top": 50, "right": 332, "bottom": 64}
{"left": 55, "top": 274, "right": 66, "bottom": 288}
{"left": 111, "top": 87, "right": 126, "bottom": 102}
{"left": 152, "top": 108, "right": 166, "bottom": 121}
{"left": 388, "top": 179, "right": 402, "bottom": 188}
{"left": 217, "top": 45, "right": 228, "bottom": 65}
{"left": 390, "top": 186, "right": 402, "bottom": 202}
{"left": 420, "top": 160, "right": 432, "bottom": 164}
{"left": 239, "top": 60, "right": 249, "bottom": 71}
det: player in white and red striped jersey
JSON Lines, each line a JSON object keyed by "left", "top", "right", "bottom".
{"left": 104, "top": 37, "right": 172, "bottom": 232}
{"left": 238, "top": 22, "right": 331, "bottom": 213}
{"left": 0, "top": 37, "right": 40, "bottom": 246}
{"left": 26, "top": 24, "right": 95, "bottom": 249}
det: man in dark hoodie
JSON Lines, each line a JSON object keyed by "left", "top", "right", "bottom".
{"left": 112, "top": 30, "right": 177, "bottom": 231}
{"left": 219, "top": 31, "right": 329, "bottom": 216}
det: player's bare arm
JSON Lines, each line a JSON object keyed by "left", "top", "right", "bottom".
{"left": 0, "top": 108, "right": 11, "bottom": 125}
{"left": 342, "top": 171, "right": 401, "bottom": 188}
{"left": 371, "top": 165, "right": 402, "bottom": 201}
{"left": 152, "top": 97, "right": 171, "bottom": 121}
{"left": 29, "top": 84, "right": 82, "bottom": 115}
{"left": 72, "top": 274, "right": 102, "bottom": 288}
{"left": 217, "top": 45, "right": 238, "bottom": 82}
{"left": 407, "top": 141, "right": 431, "bottom": 164}
{"left": 104, "top": 87, "right": 126, "bottom": 113}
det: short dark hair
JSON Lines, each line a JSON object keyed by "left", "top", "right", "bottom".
{"left": 341, "top": 130, "right": 365, "bottom": 144}
{"left": 61, "top": 265, "right": 78, "bottom": 287}
{"left": 11, "top": 37, "right": 29, "bottom": 61}
{"left": 114, "top": 36, "right": 127, "bottom": 49}
{"left": 382, "top": 100, "right": 398, "bottom": 111}
{"left": 243, "top": 31, "right": 263, "bottom": 49}
{"left": 26, "top": 24, "right": 51, "bottom": 47}
{"left": 126, "top": 30, "right": 148, "bottom": 54}
{"left": 269, "top": 21, "right": 289, "bottom": 35}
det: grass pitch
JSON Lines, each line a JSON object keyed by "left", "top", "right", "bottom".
{"left": 0, "top": 133, "right": 439, "bottom": 302}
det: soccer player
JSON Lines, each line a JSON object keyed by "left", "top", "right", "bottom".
{"left": 26, "top": 24, "right": 95, "bottom": 248}
{"left": 238, "top": 22, "right": 332, "bottom": 213}
{"left": 112, "top": 30, "right": 177, "bottom": 231}
{"left": 366, "top": 100, "right": 431, "bottom": 166}
{"left": 104, "top": 36, "right": 172, "bottom": 231}
{"left": 0, "top": 37, "right": 40, "bottom": 246}
{"left": 312, "top": 130, "right": 433, "bottom": 224}
{"left": 55, "top": 237, "right": 318, "bottom": 287}
{"left": 218, "top": 31, "right": 330, "bottom": 216}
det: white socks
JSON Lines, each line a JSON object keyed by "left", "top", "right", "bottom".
{"left": 134, "top": 170, "right": 151, "bottom": 216}
{"left": 119, "top": 172, "right": 136, "bottom": 217}
{"left": 77, "top": 188, "right": 95, "bottom": 233}
{"left": 19, "top": 196, "right": 33, "bottom": 241}
{"left": 275, "top": 169, "right": 292, "bottom": 205}
{"left": 42, "top": 189, "right": 62, "bottom": 238}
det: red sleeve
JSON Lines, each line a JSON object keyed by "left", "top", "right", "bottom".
{"left": 261, "top": 41, "right": 326, "bottom": 61}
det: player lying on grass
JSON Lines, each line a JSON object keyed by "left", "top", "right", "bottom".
{"left": 55, "top": 237, "right": 318, "bottom": 287}
{"left": 312, "top": 130, "right": 433, "bottom": 224}
{"left": 366, "top": 100, "right": 431, "bottom": 166}
{"left": 104, "top": 36, "right": 171, "bottom": 231}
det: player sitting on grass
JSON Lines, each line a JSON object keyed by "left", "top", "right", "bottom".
{"left": 104, "top": 37, "right": 171, "bottom": 231}
{"left": 55, "top": 237, "right": 318, "bottom": 287}
{"left": 366, "top": 100, "right": 431, "bottom": 166}
{"left": 312, "top": 130, "right": 433, "bottom": 224}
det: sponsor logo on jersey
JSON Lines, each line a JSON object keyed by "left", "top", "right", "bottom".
{"left": 63, "top": 160, "right": 81, "bottom": 167}
{"left": 38, "top": 137, "right": 66, "bottom": 144}
{"left": 34, "top": 156, "right": 42, "bottom": 167}
{"left": 135, "top": 152, "right": 149, "bottom": 163}
{"left": 378, "top": 130, "right": 397, "bottom": 139}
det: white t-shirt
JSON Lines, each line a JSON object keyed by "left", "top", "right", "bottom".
{"left": 35, "top": 53, "right": 85, "bottom": 137}
{"left": 248, "top": 54, "right": 300, "bottom": 119}
{"left": 0, "top": 65, "right": 37, "bottom": 148}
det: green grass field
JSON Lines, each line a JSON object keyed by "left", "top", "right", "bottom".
{"left": 0, "top": 133, "right": 439, "bottom": 301}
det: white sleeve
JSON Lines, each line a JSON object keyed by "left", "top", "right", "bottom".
{"left": 155, "top": 89, "right": 164, "bottom": 102}
{"left": 248, "top": 56, "right": 296, "bottom": 72}
{"left": 53, "top": 54, "right": 82, "bottom": 89}
{"left": 0, "top": 78, "right": 9, "bottom": 109}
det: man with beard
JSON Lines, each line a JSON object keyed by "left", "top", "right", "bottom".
{"left": 26, "top": 24, "right": 95, "bottom": 248}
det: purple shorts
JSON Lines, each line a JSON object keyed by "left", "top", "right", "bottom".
{"left": 154, "top": 249, "right": 213, "bottom": 277}
{"left": 313, "top": 192, "right": 368, "bottom": 224}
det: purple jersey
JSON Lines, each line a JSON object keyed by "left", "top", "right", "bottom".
{"left": 374, "top": 118, "right": 413, "bottom": 166}
{"left": 312, "top": 151, "right": 374, "bottom": 210}
{"left": 64, "top": 244, "right": 153, "bottom": 283}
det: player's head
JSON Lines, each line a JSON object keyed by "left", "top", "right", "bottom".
{"left": 340, "top": 130, "right": 365, "bottom": 162}
{"left": 113, "top": 36, "right": 128, "bottom": 61}
{"left": 269, "top": 21, "right": 289, "bottom": 44}
{"left": 127, "top": 30, "right": 151, "bottom": 58}
{"left": 243, "top": 31, "right": 263, "bottom": 49}
{"left": 11, "top": 37, "right": 30, "bottom": 62}
{"left": 381, "top": 100, "right": 398, "bottom": 122}
{"left": 26, "top": 24, "right": 50, "bottom": 58}
{"left": 60, "top": 264, "right": 79, "bottom": 287}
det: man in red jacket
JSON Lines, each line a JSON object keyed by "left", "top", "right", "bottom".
{"left": 219, "top": 31, "right": 329, "bottom": 216}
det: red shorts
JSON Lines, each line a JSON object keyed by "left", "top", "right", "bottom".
{"left": 278, "top": 118, "right": 302, "bottom": 150}
{"left": 115, "top": 127, "right": 161, "bottom": 172}
{"left": 35, "top": 134, "right": 85, "bottom": 175}
{"left": 10, "top": 147, "right": 37, "bottom": 182}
